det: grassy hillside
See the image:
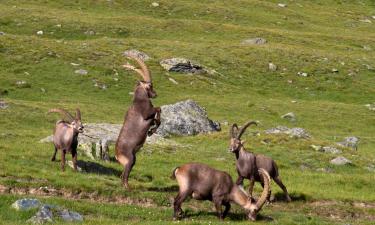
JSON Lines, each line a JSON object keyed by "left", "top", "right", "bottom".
{"left": 0, "top": 0, "right": 374, "bottom": 224}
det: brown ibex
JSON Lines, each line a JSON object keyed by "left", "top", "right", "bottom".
{"left": 230, "top": 121, "right": 291, "bottom": 202}
{"left": 171, "top": 163, "right": 271, "bottom": 221}
{"left": 115, "top": 55, "right": 161, "bottom": 189}
{"left": 48, "top": 108, "right": 83, "bottom": 171}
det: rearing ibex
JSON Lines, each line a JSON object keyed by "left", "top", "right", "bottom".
{"left": 115, "top": 54, "right": 161, "bottom": 189}
{"left": 230, "top": 121, "right": 292, "bottom": 202}
{"left": 48, "top": 108, "right": 83, "bottom": 171}
{"left": 172, "top": 163, "right": 271, "bottom": 221}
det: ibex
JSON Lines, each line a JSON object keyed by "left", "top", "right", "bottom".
{"left": 230, "top": 121, "right": 292, "bottom": 202}
{"left": 48, "top": 108, "right": 83, "bottom": 171}
{"left": 115, "top": 55, "right": 161, "bottom": 189}
{"left": 171, "top": 163, "right": 271, "bottom": 221}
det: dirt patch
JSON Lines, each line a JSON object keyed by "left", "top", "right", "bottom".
{"left": 0, "top": 184, "right": 156, "bottom": 208}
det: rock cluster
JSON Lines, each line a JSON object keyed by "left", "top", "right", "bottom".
{"left": 265, "top": 126, "right": 310, "bottom": 138}
{"left": 160, "top": 58, "right": 206, "bottom": 74}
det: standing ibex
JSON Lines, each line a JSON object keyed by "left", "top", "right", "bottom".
{"left": 230, "top": 121, "right": 291, "bottom": 202}
{"left": 115, "top": 55, "right": 161, "bottom": 189}
{"left": 48, "top": 108, "right": 83, "bottom": 171}
{"left": 171, "top": 163, "right": 270, "bottom": 221}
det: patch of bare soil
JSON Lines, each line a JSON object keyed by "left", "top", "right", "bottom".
{"left": 0, "top": 184, "right": 156, "bottom": 208}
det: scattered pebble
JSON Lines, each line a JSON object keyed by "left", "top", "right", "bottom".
{"left": 0, "top": 100, "right": 8, "bottom": 109}
{"left": 365, "top": 103, "right": 375, "bottom": 111}
{"left": 84, "top": 30, "right": 95, "bottom": 35}
{"left": 278, "top": 3, "right": 287, "bottom": 7}
{"left": 336, "top": 136, "right": 359, "bottom": 150}
{"left": 70, "top": 62, "right": 80, "bottom": 66}
{"left": 151, "top": 2, "right": 159, "bottom": 7}
{"left": 36, "top": 30, "right": 43, "bottom": 35}
{"left": 331, "top": 68, "right": 339, "bottom": 73}
{"left": 330, "top": 156, "right": 352, "bottom": 165}
{"left": 359, "top": 19, "right": 372, "bottom": 23}
{"left": 268, "top": 62, "right": 277, "bottom": 71}
{"left": 15, "top": 80, "right": 30, "bottom": 88}
{"left": 123, "top": 49, "right": 150, "bottom": 61}
{"left": 242, "top": 37, "right": 267, "bottom": 45}
{"left": 0, "top": 31, "right": 5, "bottom": 35}
{"left": 297, "top": 72, "right": 309, "bottom": 77}
{"left": 168, "top": 77, "right": 178, "bottom": 84}
{"left": 281, "top": 112, "right": 296, "bottom": 122}
{"left": 55, "top": 24, "right": 62, "bottom": 28}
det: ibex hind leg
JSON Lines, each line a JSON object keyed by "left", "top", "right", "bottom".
{"left": 51, "top": 147, "right": 57, "bottom": 161}
{"left": 173, "top": 190, "right": 191, "bottom": 220}
{"left": 273, "top": 176, "right": 292, "bottom": 202}
{"left": 118, "top": 154, "right": 135, "bottom": 190}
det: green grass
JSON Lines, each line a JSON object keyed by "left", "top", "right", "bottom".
{"left": 0, "top": 0, "right": 374, "bottom": 224}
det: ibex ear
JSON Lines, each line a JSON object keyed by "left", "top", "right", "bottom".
{"left": 76, "top": 108, "right": 81, "bottom": 120}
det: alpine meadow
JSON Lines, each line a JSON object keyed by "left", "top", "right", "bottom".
{"left": 0, "top": 0, "right": 375, "bottom": 224}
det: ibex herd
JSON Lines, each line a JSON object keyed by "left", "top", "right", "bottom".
{"left": 47, "top": 54, "right": 291, "bottom": 221}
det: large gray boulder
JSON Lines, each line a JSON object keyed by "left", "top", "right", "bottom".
{"left": 336, "top": 136, "right": 359, "bottom": 150}
{"left": 12, "top": 198, "right": 41, "bottom": 211}
{"left": 27, "top": 205, "right": 54, "bottom": 224}
{"left": 155, "top": 99, "right": 220, "bottom": 137}
{"left": 160, "top": 58, "right": 206, "bottom": 74}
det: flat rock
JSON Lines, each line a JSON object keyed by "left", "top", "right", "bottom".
{"left": 265, "top": 126, "right": 310, "bottom": 138}
{"left": 0, "top": 100, "right": 8, "bottom": 109}
{"left": 123, "top": 49, "right": 150, "bottom": 61}
{"left": 268, "top": 62, "right": 277, "bottom": 71}
{"left": 281, "top": 112, "right": 296, "bottom": 122}
{"left": 155, "top": 99, "right": 220, "bottom": 137}
{"left": 0, "top": 31, "right": 5, "bottom": 35}
{"left": 75, "top": 69, "right": 88, "bottom": 75}
{"left": 15, "top": 80, "right": 31, "bottom": 88}
{"left": 297, "top": 71, "right": 309, "bottom": 77}
{"left": 160, "top": 58, "right": 206, "bottom": 74}
{"left": 365, "top": 103, "right": 375, "bottom": 111}
{"left": 336, "top": 136, "right": 359, "bottom": 150}
{"left": 12, "top": 198, "right": 41, "bottom": 211}
{"left": 330, "top": 156, "right": 352, "bottom": 165}
{"left": 59, "top": 209, "right": 83, "bottom": 222}
{"left": 320, "top": 146, "right": 342, "bottom": 154}
{"left": 241, "top": 37, "right": 267, "bottom": 45}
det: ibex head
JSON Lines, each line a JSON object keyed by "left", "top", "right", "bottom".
{"left": 229, "top": 121, "right": 257, "bottom": 153}
{"left": 48, "top": 108, "right": 84, "bottom": 133}
{"left": 123, "top": 55, "right": 157, "bottom": 99}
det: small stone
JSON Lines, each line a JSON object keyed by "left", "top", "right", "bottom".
{"left": 268, "top": 62, "right": 277, "bottom": 71}
{"left": 316, "top": 167, "right": 333, "bottom": 173}
{"left": 123, "top": 49, "right": 150, "bottom": 61}
{"left": 278, "top": 3, "right": 287, "bottom": 7}
{"left": 372, "top": 16, "right": 375, "bottom": 20}
{"left": 291, "top": 100, "right": 297, "bottom": 103}
{"left": 363, "top": 45, "right": 372, "bottom": 51}
{"left": 36, "top": 30, "right": 43, "bottom": 35}
{"left": 331, "top": 68, "right": 339, "bottom": 73}
{"left": 70, "top": 62, "right": 80, "bottom": 66}
{"left": 0, "top": 100, "right": 8, "bottom": 109}
{"left": 113, "top": 77, "right": 119, "bottom": 81}
{"left": 75, "top": 69, "right": 88, "bottom": 75}
{"left": 297, "top": 71, "right": 309, "bottom": 77}
{"left": 310, "top": 145, "right": 322, "bottom": 151}
{"left": 359, "top": 19, "right": 372, "bottom": 23}
{"left": 0, "top": 31, "right": 5, "bottom": 35}
{"left": 265, "top": 126, "right": 310, "bottom": 139}
{"left": 336, "top": 136, "right": 359, "bottom": 150}
{"left": 40, "top": 88, "right": 46, "bottom": 93}
{"left": 168, "top": 77, "right": 178, "bottom": 84}
{"left": 151, "top": 2, "right": 159, "bottom": 7}
{"left": 67, "top": 161, "right": 82, "bottom": 172}
{"left": 365, "top": 103, "right": 375, "bottom": 111}
{"left": 15, "top": 80, "right": 30, "bottom": 88}
{"left": 365, "top": 164, "right": 375, "bottom": 172}
{"left": 55, "top": 24, "right": 62, "bottom": 28}
{"left": 330, "top": 156, "right": 352, "bottom": 165}
{"left": 128, "top": 92, "right": 134, "bottom": 95}
{"left": 287, "top": 80, "right": 293, "bottom": 84}
{"left": 160, "top": 58, "right": 206, "bottom": 74}
{"left": 242, "top": 38, "right": 267, "bottom": 45}
{"left": 320, "top": 146, "right": 342, "bottom": 154}
{"left": 281, "top": 112, "right": 296, "bottom": 122}
{"left": 12, "top": 198, "right": 41, "bottom": 210}
{"left": 27, "top": 205, "right": 53, "bottom": 224}
{"left": 59, "top": 209, "right": 83, "bottom": 222}
{"left": 84, "top": 30, "right": 95, "bottom": 35}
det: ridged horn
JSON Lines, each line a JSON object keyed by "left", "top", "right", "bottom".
{"left": 237, "top": 121, "right": 258, "bottom": 139}
{"left": 123, "top": 55, "right": 151, "bottom": 82}
{"left": 255, "top": 168, "right": 271, "bottom": 210}
{"left": 230, "top": 123, "right": 239, "bottom": 138}
{"left": 48, "top": 108, "right": 75, "bottom": 122}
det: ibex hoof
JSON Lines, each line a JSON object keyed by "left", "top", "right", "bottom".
{"left": 51, "top": 157, "right": 56, "bottom": 162}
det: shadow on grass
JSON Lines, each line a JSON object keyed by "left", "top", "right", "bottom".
{"left": 273, "top": 192, "right": 309, "bottom": 202}
{"left": 76, "top": 160, "right": 121, "bottom": 176}
{"left": 182, "top": 210, "right": 273, "bottom": 222}
{"left": 147, "top": 185, "right": 179, "bottom": 192}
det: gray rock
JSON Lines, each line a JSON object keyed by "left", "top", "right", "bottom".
{"left": 59, "top": 209, "right": 83, "bottom": 222}
{"left": 365, "top": 164, "right": 375, "bottom": 172}
{"left": 12, "top": 198, "right": 41, "bottom": 211}
{"left": 75, "top": 69, "right": 88, "bottom": 75}
{"left": 330, "top": 156, "right": 352, "bottom": 165}
{"left": 28, "top": 205, "right": 53, "bottom": 224}
{"left": 281, "top": 112, "right": 296, "bottom": 122}
{"left": 242, "top": 38, "right": 267, "bottom": 45}
{"left": 151, "top": 2, "right": 159, "bottom": 7}
{"left": 265, "top": 126, "right": 310, "bottom": 138}
{"left": 365, "top": 103, "right": 375, "bottom": 111}
{"left": 332, "top": 68, "right": 339, "bottom": 73}
{"left": 297, "top": 71, "right": 309, "bottom": 77}
{"left": 320, "top": 146, "right": 342, "bottom": 154}
{"left": 268, "top": 62, "right": 277, "bottom": 71}
{"left": 155, "top": 99, "right": 220, "bottom": 137}
{"left": 336, "top": 136, "right": 359, "bottom": 150}
{"left": 123, "top": 49, "right": 150, "bottom": 61}
{"left": 84, "top": 30, "right": 95, "bottom": 35}
{"left": 278, "top": 3, "right": 287, "bottom": 7}
{"left": 160, "top": 58, "right": 206, "bottom": 74}
{"left": 0, "top": 100, "right": 8, "bottom": 109}
{"left": 0, "top": 31, "right": 5, "bottom": 35}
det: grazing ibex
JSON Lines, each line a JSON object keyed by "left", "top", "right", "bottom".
{"left": 115, "top": 55, "right": 161, "bottom": 189}
{"left": 48, "top": 108, "right": 84, "bottom": 171}
{"left": 230, "top": 121, "right": 292, "bottom": 202}
{"left": 171, "top": 163, "right": 271, "bottom": 221}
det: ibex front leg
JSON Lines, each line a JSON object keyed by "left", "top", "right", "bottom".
{"left": 148, "top": 107, "right": 161, "bottom": 136}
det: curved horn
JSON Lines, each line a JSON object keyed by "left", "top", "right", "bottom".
{"left": 255, "top": 168, "right": 271, "bottom": 210}
{"left": 237, "top": 121, "right": 258, "bottom": 139}
{"left": 123, "top": 55, "right": 151, "bottom": 82}
{"left": 48, "top": 108, "right": 75, "bottom": 122}
{"left": 76, "top": 108, "right": 81, "bottom": 120}
{"left": 230, "top": 123, "right": 239, "bottom": 138}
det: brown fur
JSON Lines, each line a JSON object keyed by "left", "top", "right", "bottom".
{"left": 115, "top": 56, "right": 161, "bottom": 189}
{"left": 171, "top": 163, "right": 270, "bottom": 221}
{"left": 230, "top": 121, "right": 291, "bottom": 202}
